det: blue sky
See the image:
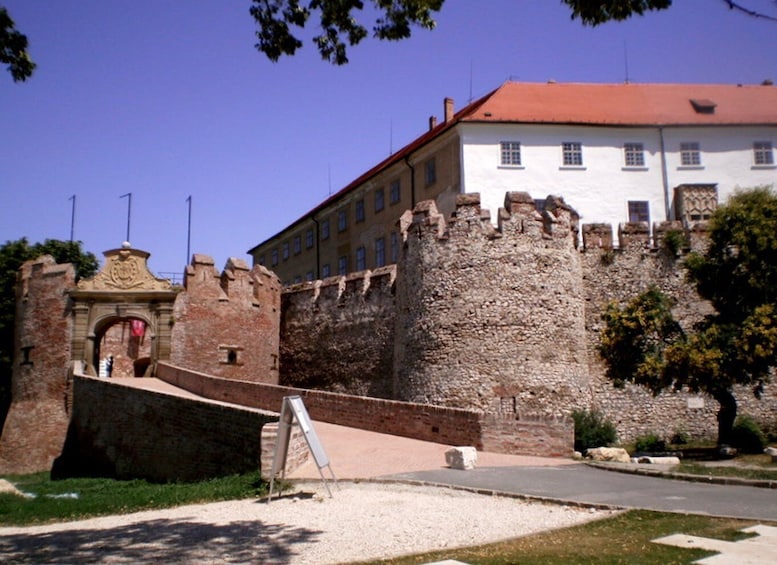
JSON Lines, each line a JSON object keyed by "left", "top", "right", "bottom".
{"left": 2, "top": 0, "right": 776, "bottom": 277}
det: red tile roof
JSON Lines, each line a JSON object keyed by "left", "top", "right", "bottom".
{"left": 459, "top": 81, "right": 777, "bottom": 126}
{"left": 249, "top": 81, "right": 777, "bottom": 251}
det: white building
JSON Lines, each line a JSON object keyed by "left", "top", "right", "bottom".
{"left": 250, "top": 81, "right": 777, "bottom": 282}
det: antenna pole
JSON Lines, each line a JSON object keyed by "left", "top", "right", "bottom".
{"left": 68, "top": 194, "right": 76, "bottom": 242}
{"left": 624, "top": 41, "right": 630, "bottom": 84}
{"left": 120, "top": 192, "right": 132, "bottom": 242}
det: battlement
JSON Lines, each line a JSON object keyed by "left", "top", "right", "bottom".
{"left": 184, "top": 254, "right": 281, "bottom": 306}
{"left": 282, "top": 265, "right": 396, "bottom": 303}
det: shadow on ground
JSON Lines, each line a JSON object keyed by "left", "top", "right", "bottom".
{"left": 0, "top": 510, "right": 323, "bottom": 564}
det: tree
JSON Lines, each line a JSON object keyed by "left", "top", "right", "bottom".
{"left": 250, "top": 0, "right": 445, "bottom": 65}
{"left": 0, "top": 239, "right": 98, "bottom": 430}
{"left": 598, "top": 187, "right": 777, "bottom": 446}
{"left": 0, "top": 6, "right": 35, "bottom": 81}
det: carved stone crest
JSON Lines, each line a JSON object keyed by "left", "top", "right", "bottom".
{"left": 77, "top": 245, "right": 173, "bottom": 292}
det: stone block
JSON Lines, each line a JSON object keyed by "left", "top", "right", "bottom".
{"left": 586, "top": 447, "right": 630, "bottom": 463}
{"left": 445, "top": 446, "right": 478, "bottom": 470}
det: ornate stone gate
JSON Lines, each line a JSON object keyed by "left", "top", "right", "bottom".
{"left": 69, "top": 244, "right": 180, "bottom": 376}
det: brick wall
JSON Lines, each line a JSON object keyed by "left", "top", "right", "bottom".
{"left": 171, "top": 255, "right": 281, "bottom": 383}
{"left": 53, "top": 374, "right": 278, "bottom": 482}
{"left": 156, "top": 362, "right": 573, "bottom": 455}
{"left": 0, "top": 257, "right": 75, "bottom": 474}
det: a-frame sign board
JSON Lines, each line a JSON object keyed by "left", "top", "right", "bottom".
{"left": 267, "top": 395, "right": 337, "bottom": 500}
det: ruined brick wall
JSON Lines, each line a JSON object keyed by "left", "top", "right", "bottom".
{"left": 280, "top": 266, "right": 396, "bottom": 397}
{"left": 53, "top": 374, "right": 277, "bottom": 482}
{"left": 157, "top": 362, "right": 572, "bottom": 454}
{"left": 171, "top": 255, "right": 281, "bottom": 383}
{"left": 394, "top": 192, "right": 592, "bottom": 416}
{"left": 0, "top": 257, "right": 75, "bottom": 474}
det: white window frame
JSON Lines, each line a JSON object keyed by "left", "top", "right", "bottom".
{"left": 499, "top": 141, "right": 522, "bottom": 167}
{"left": 628, "top": 201, "right": 650, "bottom": 223}
{"left": 680, "top": 142, "right": 702, "bottom": 167}
{"left": 561, "top": 142, "right": 583, "bottom": 167}
{"left": 754, "top": 141, "right": 775, "bottom": 166}
{"left": 623, "top": 143, "right": 645, "bottom": 168}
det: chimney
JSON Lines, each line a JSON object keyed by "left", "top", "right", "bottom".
{"left": 428, "top": 115, "right": 438, "bottom": 131}
{"left": 444, "top": 97, "right": 454, "bottom": 123}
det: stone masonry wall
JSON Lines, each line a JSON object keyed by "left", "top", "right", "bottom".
{"left": 581, "top": 222, "right": 777, "bottom": 443}
{"left": 0, "top": 256, "right": 75, "bottom": 474}
{"left": 53, "top": 373, "right": 277, "bottom": 482}
{"left": 394, "top": 192, "right": 592, "bottom": 416}
{"left": 280, "top": 266, "right": 396, "bottom": 398}
{"left": 171, "top": 255, "right": 282, "bottom": 383}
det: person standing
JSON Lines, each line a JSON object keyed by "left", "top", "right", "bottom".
{"left": 105, "top": 355, "right": 114, "bottom": 378}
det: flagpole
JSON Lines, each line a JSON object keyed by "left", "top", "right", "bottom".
{"left": 186, "top": 195, "right": 192, "bottom": 264}
{"left": 120, "top": 192, "right": 132, "bottom": 242}
{"left": 68, "top": 194, "right": 76, "bottom": 242}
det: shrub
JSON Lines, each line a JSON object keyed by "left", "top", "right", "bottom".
{"left": 572, "top": 409, "right": 617, "bottom": 453}
{"left": 634, "top": 433, "right": 666, "bottom": 453}
{"left": 661, "top": 229, "right": 687, "bottom": 257}
{"left": 670, "top": 430, "right": 690, "bottom": 445}
{"left": 730, "top": 415, "right": 767, "bottom": 454}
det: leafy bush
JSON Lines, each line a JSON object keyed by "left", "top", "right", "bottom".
{"left": 572, "top": 409, "right": 617, "bottom": 453}
{"left": 634, "top": 433, "right": 666, "bottom": 453}
{"left": 730, "top": 415, "right": 767, "bottom": 454}
{"left": 661, "top": 229, "right": 687, "bottom": 257}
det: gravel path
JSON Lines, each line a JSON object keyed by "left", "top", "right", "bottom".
{"left": 0, "top": 481, "right": 614, "bottom": 564}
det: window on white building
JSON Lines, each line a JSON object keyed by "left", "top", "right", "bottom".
{"left": 305, "top": 228, "right": 314, "bottom": 248}
{"left": 322, "top": 263, "right": 331, "bottom": 278}
{"left": 754, "top": 141, "right": 775, "bottom": 165}
{"left": 374, "top": 188, "right": 384, "bottom": 213}
{"left": 338, "top": 255, "right": 348, "bottom": 275}
{"left": 562, "top": 142, "right": 583, "bottom": 166}
{"left": 628, "top": 201, "right": 650, "bottom": 223}
{"left": 321, "top": 219, "right": 330, "bottom": 240}
{"left": 623, "top": 143, "right": 645, "bottom": 167}
{"left": 500, "top": 141, "right": 522, "bottom": 166}
{"left": 293, "top": 236, "right": 301, "bottom": 255}
{"left": 271, "top": 249, "right": 279, "bottom": 266}
{"left": 282, "top": 242, "right": 290, "bottom": 260}
{"left": 680, "top": 142, "right": 702, "bottom": 166}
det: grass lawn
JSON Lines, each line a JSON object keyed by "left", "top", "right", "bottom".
{"left": 0, "top": 471, "right": 268, "bottom": 526}
{"left": 360, "top": 510, "right": 764, "bottom": 565}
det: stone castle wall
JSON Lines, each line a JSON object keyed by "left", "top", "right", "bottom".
{"left": 394, "top": 192, "right": 591, "bottom": 415}
{"left": 279, "top": 192, "right": 777, "bottom": 445}
{"left": 280, "top": 266, "right": 396, "bottom": 398}
{"left": 0, "top": 257, "right": 75, "bottom": 474}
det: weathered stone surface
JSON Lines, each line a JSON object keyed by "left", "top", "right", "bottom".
{"left": 586, "top": 447, "right": 631, "bottom": 463}
{"left": 445, "top": 447, "right": 478, "bottom": 470}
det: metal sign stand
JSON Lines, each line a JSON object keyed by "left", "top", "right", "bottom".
{"left": 267, "top": 395, "right": 337, "bottom": 501}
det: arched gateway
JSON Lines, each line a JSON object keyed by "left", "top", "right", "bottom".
{"left": 69, "top": 243, "right": 180, "bottom": 377}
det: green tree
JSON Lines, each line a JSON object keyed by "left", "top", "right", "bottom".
{"left": 0, "top": 238, "right": 98, "bottom": 430}
{"left": 598, "top": 187, "right": 777, "bottom": 446}
{"left": 0, "top": 6, "right": 35, "bottom": 81}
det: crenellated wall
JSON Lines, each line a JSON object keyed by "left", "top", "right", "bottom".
{"left": 394, "top": 192, "right": 591, "bottom": 416}
{"left": 171, "top": 254, "right": 282, "bottom": 382}
{"left": 280, "top": 266, "right": 396, "bottom": 397}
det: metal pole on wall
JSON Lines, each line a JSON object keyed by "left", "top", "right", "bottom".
{"left": 68, "top": 194, "right": 76, "bottom": 242}
{"left": 120, "top": 192, "right": 132, "bottom": 242}
{"left": 186, "top": 195, "right": 192, "bottom": 265}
